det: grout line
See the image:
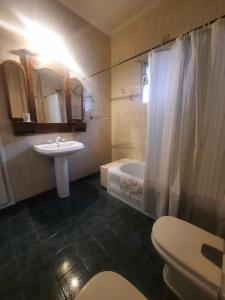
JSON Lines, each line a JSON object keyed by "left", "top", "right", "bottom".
{"left": 8, "top": 218, "right": 26, "bottom": 300}
{"left": 23, "top": 205, "right": 68, "bottom": 299}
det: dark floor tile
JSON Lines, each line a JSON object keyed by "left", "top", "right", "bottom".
{"left": 0, "top": 240, "right": 14, "bottom": 266}
{"left": 0, "top": 212, "right": 10, "bottom": 225}
{"left": 88, "top": 257, "right": 124, "bottom": 278}
{"left": 128, "top": 256, "right": 161, "bottom": 288}
{"left": 37, "top": 222, "right": 66, "bottom": 242}
{"left": 22, "top": 261, "right": 55, "bottom": 280}
{"left": 10, "top": 218, "right": 35, "bottom": 239}
{"left": 59, "top": 261, "right": 90, "bottom": 299}
{"left": 13, "top": 232, "right": 41, "bottom": 257}
{"left": 33, "top": 212, "right": 61, "bottom": 230}
{"left": 146, "top": 241, "right": 164, "bottom": 271}
{"left": 92, "top": 226, "right": 121, "bottom": 256}
{"left": 80, "top": 217, "right": 107, "bottom": 236}
{"left": 23, "top": 281, "right": 65, "bottom": 300}
{"left": 0, "top": 223, "right": 10, "bottom": 242}
{"left": 43, "top": 233, "right": 68, "bottom": 257}
{"left": 104, "top": 237, "right": 130, "bottom": 265}
{"left": 0, "top": 285, "right": 24, "bottom": 300}
{"left": 22, "top": 264, "right": 64, "bottom": 300}
{"left": 16, "top": 246, "right": 48, "bottom": 277}
{"left": 0, "top": 260, "right": 20, "bottom": 294}
{"left": 163, "top": 287, "right": 180, "bottom": 300}
{"left": 63, "top": 222, "right": 87, "bottom": 242}
{"left": 80, "top": 245, "right": 112, "bottom": 274}
{"left": 120, "top": 234, "right": 151, "bottom": 262}
{"left": 84, "top": 173, "right": 101, "bottom": 188}
{"left": 27, "top": 199, "right": 62, "bottom": 229}
{"left": 51, "top": 246, "right": 81, "bottom": 279}
{"left": 72, "top": 235, "right": 104, "bottom": 265}
{"left": 146, "top": 272, "right": 167, "bottom": 300}
{"left": 8, "top": 206, "right": 27, "bottom": 222}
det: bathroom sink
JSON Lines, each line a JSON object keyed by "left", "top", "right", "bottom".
{"left": 33, "top": 141, "right": 84, "bottom": 157}
{"left": 33, "top": 140, "right": 85, "bottom": 198}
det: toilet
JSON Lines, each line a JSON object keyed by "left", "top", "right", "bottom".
{"left": 76, "top": 271, "right": 147, "bottom": 300}
{"left": 151, "top": 216, "right": 225, "bottom": 300}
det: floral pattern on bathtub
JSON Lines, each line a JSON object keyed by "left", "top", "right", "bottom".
{"left": 120, "top": 173, "right": 143, "bottom": 202}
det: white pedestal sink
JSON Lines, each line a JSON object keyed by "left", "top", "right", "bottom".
{"left": 33, "top": 141, "right": 85, "bottom": 198}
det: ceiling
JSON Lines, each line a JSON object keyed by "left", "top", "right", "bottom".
{"left": 57, "top": 0, "right": 159, "bottom": 36}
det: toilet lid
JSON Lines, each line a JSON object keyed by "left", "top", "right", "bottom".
{"left": 152, "top": 216, "right": 224, "bottom": 289}
{"left": 75, "top": 272, "right": 147, "bottom": 300}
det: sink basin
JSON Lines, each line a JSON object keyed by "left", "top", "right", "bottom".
{"left": 33, "top": 140, "right": 85, "bottom": 198}
{"left": 33, "top": 141, "right": 84, "bottom": 157}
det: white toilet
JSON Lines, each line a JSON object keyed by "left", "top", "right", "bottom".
{"left": 76, "top": 271, "right": 147, "bottom": 300}
{"left": 151, "top": 216, "right": 225, "bottom": 300}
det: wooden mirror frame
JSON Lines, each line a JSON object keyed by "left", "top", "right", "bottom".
{"left": 1, "top": 60, "right": 30, "bottom": 121}
{"left": 1, "top": 54, "right": 86, "bottom": 135}
{"left": 70, "top": 77, "right": 84, "bottom": 121}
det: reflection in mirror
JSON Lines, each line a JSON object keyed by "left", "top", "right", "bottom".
{"left": 4, "top": 62, "right": 28, "bottom": 119}
{"left": 71, "top": 78, "right": 83, "bottom": 119}
{"left": 32, "top": 68, "right": 67, "bottom": 123}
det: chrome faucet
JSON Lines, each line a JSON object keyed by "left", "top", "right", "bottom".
{"left": 56, "top": 136, "right": 66, "bottom": 142}
{"left": 55, "top": 136, "right": 67, "bottom": 147}
{"left": 55, "top": 136, "right": 61, "bottom": 147}
{"left": 48, "top": 137, "right": 66, "bottom": 144}
{"left": 56, "top": 136, "right": 61, "bottom": 143}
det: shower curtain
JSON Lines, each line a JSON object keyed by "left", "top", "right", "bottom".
{"left": 144, "top": 19, "right": 225, "bottom": 237}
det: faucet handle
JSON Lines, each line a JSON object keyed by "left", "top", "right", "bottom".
{"left": 56, "top": 136, "right": 61, "bottom": 142}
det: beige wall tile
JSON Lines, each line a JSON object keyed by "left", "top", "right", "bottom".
{"left": 0, "top": 0, "right": 111, "bottom": 201}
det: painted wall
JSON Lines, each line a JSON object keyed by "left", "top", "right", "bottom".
{"left": 111, "top": 0, "right": 225, "bottom": 161}
{"left": 0, "top": 0, "right": 111, "bottom": 201}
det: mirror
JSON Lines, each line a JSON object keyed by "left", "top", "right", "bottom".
{"left": 1, "top": 55, "right": 86, "bottom": 135}
{"left": 71, "top": 78, "right": 83, "bottom": 120}
{"left": 2, "top": 61, "right": 28, "bottom": 119}
{"left": 32, "top": 68, "right": 67, "bottom": 123}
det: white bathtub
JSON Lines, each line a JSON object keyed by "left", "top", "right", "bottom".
{"left": 107, "top": 160, "right": 145, "bottom": 212}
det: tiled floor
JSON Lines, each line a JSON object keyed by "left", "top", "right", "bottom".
{"left": 0, "top": 173, "right": 177, "bottom": 300}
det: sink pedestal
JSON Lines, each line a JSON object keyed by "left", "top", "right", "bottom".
{"left": 33, "top": 140, "right": 84, "bottom": 198}
{"left": 55, "top": 157, "right": 70, "bottom": 198}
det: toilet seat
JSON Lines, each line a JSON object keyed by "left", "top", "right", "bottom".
{"left": 75, "top": 271, "right": 148, "bottom": 300}
{"left": 152, "top": 216, "right": 225, "bottom": 299}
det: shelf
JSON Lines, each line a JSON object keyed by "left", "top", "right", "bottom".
{"left": 12, "top": 121, "right": 86, "bottom": 136}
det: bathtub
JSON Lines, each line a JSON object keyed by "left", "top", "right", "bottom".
{"left": 107, "top": 159, "right": 145, "bottom": 212}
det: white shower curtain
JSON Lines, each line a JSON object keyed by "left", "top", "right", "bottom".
{"left": 144, "top": 19, "right": 225, "bottom": 237}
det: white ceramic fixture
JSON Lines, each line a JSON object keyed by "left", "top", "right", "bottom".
{"left": 151, "top": 216, "right": 225, "bottom": 300}
{"left": 33, "top": 140, "right": 85, "bottom": 198}
{"left": 76, "top": 271, "right": 147, "bottom": 300}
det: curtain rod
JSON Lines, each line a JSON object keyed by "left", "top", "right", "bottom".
{"left": 84, "top": 13, "right": 225, "bottom": 79}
